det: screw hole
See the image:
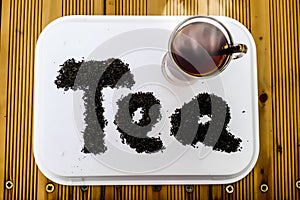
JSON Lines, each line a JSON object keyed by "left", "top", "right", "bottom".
{"left": 152, "top": 185, "right": 162, "bottom": 192}
{"left": 185, "top": 185, "right": 194, "bottom": 193}
{"left": 5, "top": 181, "right": 13, "bottom": 190}
{"left": 46, "top": 183, "right": 55, "bottom": 193}
{"left": 226, "top": 185, "right": 234, "bottom": 194}
{"left": 260, "top": 183, "right": 268, "bottom": 192}
{"left": 296, "top": 180, "right": 300, "bottom": 189}
{"left": 80, "top": 185, "right": 89, "bottom": 192}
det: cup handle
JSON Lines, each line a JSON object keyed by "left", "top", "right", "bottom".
{"left": 216, "top": 44, "right": 248, "bottom": 59}
{"left": 229, "top": 44, "right": 248, "bottom": 59}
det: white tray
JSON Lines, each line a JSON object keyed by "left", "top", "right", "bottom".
{"left": 34, "top": 16, "right": 259, "bottom": 185}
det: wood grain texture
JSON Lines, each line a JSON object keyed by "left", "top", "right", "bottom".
{"left": 0, "top": 0, "right": 299, "bottom": 199}
{"left": 270, "top": 0, "right": 300, "bottom": 199}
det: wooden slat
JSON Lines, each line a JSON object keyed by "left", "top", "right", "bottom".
{"left": 146, "top": 0, "right": 167, "bottom": 15}
{"left": 250, "top": 0, "right": 274, "bottom": 199}
{"left": 270, "top": 0, "right": 300, "bottom": 199}
{"left": 0, "top": 0, "right": 10, "bottom": 197}
{"left": 208, "top": 0, "right": 220, "bottom": 15}
{"left": 106, "top": 0, "right": 116, "bottom": 15}
{"left": 0, "top": 0, "right": 41, "bottom": 199}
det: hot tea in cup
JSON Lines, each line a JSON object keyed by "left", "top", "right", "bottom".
{"left": 162, "top": 16, "right": 247, "bottom": 83}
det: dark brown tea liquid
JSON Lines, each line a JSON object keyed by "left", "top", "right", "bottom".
{"left": 171, "top": 22, "right": 229, "bottom": 76}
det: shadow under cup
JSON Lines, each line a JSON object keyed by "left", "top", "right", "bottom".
{"left": 162, "top": 16, "right": 248, "bottom": 83}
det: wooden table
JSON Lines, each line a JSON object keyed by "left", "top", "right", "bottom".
{"left": 0, "top": 0, "right": 299, "bottom": 199}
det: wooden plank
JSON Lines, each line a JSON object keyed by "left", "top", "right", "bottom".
{"left": 211, "top": 185, "right": 222, "bottom": 199}
{"left": 208, "top": 0, "right": 220, "bottom": 15}
{"left": 110, "top": 0, "right": 163, "bottom": 16}
{"left": 197, "top": 0, "right": 208, "bottom": 16}
{"left": 250, "top": 0, "right": 274, "bottom": 199}
{"left": 41, "top": 0, "right": 61, "bottom": 28}
{"left": 270, "top": 0, "right": 299, "bottom": 198}
{"left": 10, "top": 0, "right": 19, "bottom": 199}
{"left": 0, "top": 0, "right": 41, "bottom": 199}
{"left": 0, "top": 0, "right": 11, "bottom": 197}
{"left": 106, "top": 0, "right": 116, "bottom": 15}
{"left": 32, "top": 0, "right": 42, "bottom": 198}
{"left": 147, "top": 0, "right": 166, "bottom": 15}
{"left": 20, "top": 1, "right": 27, "bottom": 197}
{"left": 165, "top": 1, "right": 208, "bottom": 18}
{"left": 104, "top": 186, "right": 115, "bottom": 199}
{"left": 95, "top": 0, "right": 106, "bottom": 15}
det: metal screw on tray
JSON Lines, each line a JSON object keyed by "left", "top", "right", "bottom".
{"left": 80, "top": 185, "right": 89, "bottom": 192}
{"left": 5, "top": 180, "right": 13, "bottom": 190}
{"left": 46, "top": 183, "right": 55, "bottom": 193}
{"left": 226, "top": 185, "right": 234, "bottom": 194}
{"left": 260, "top": 183, "right": 269, "bottom": 193}
{"left": 152, "top": 185, "right": 162, "bottom": 192}
{"left": 185, "top": 185, "right": 194, "bottom": 193}
{"left": 296, "top": 180, "right": 300, "bottom": 189}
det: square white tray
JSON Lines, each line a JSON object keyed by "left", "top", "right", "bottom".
{"left": 34, "top": 16, "right": 259, "bottom": 185}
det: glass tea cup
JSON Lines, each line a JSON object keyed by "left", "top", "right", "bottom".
{"left": 162, "top": 16, "right": 248, "bottom": 84}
